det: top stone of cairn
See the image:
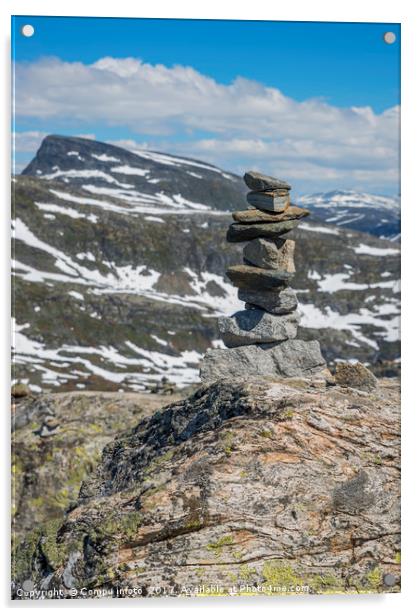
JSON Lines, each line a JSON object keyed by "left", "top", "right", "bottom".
{"left": 244, "top": 170, "right": 291, "bottom": 192}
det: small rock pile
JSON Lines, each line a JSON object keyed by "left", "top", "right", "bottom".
{"left": 201, "top": 170, "right": 328, "bottom": 382}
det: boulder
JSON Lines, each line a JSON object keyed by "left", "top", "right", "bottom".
{"left": 218, "top": 309, "right": 300, "bottom": 347}
{"left": 226, "top": 264, "right": 293, "bottom": 289}
{"left": 335, "top": 362, "right": 378, "bottom": 391}
{"left": 11, "top": 383, "right": 31, "bottom": 399}
{"left": 18, "top": 377, "right": 400, "bottom": 597}
{"left": 238, "top": 286, "right": 298, "bottom": 314}
{"left": 243, "top": 238, "right": 295, "bottom": 271}
{"left": 227, "top": 219, "right": 299, "bottom": 242}
{"left": 232, "top": 205, "right": 309, "bottom": 224}
{"left": 201, "top": 339, "right": 327, "bottom": 381}
{"left": 244, "top": 170, "right": 291, "bottom": 191}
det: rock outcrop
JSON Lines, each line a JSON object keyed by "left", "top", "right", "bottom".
{"left": 16, "top": 377, "right": 400, "bottom": 597}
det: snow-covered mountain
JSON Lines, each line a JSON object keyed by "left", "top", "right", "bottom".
{"left": 298, "top": 190, "right": 400, "bottom": 240}
{"left": 12, "top": 136, "right": 400, "bottom": 392}
{"left": 22, "top": 136, "right": 400, "bottom": 240}
{"left": 22, "top": 135, "right": 245, "bottom": 214}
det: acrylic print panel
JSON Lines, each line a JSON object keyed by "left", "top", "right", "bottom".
{"left": 11, "top": 16, "right": 400, "bottom": 599}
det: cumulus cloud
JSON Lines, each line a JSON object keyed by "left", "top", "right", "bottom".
{"left": 13, "top": 56, "right": 400, "bottom": 192}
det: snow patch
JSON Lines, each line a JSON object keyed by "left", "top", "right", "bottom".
{"left": 91, "top": 153, "right": 120, "bottom": 162}
{"left": 36, "top": 201, "right": 98, "bottom": 223}
{"left": 353, "top": 243, "right": 400, "bottom": 256}
{"left": 111, "top": 165, "right": 149, "bottom": 176}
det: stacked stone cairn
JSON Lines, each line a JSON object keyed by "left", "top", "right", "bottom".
{"left": 200, "top": 170, "right": 328, "bottom": 383}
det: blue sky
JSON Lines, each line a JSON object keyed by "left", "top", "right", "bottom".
{"left": 12, "top": 16, "right": 400, "bottom": 194}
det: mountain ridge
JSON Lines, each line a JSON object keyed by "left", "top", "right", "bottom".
{"left": 21, "top": 135, "right": 400, "bottom": 240}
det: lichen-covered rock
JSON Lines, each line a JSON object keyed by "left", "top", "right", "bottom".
{"left": 200, "top": 339, "right": 327, "bottom": 382}
{"left": 21, "top": 377, "right": 400, "bottom": 597}
{"left": 218, "top": 309, "right": 300, "bottom": 347}
{"left": 335, "top": 362, "right": 378, "bottom": 391}
{"left": 11, "top": 390, "right": 181, "bottom": 583}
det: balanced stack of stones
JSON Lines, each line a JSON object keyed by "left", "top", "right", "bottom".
{"left": 200, "top": 170, "right": 327, "bottom": 383}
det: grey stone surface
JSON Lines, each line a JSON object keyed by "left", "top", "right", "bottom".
{"left": 232, "top": 205, "right": 309, "bottom": 224}
{"left": 243, "top": 238, "right": 295, "bottom": 271}
{"left": 239, "top": 286, "right": 298, "bottom": 314}
{"left": 218, "top": 309, "right": 300, "bottom": 347}
{"left": 244, "top": 170, "right": 291, "bottom": 191}
{"left": 227, "top": 219, "right": 299, "bottom": 242}
{"left": 226, "top": 264, "right": 293, "bottom": 289}
{"left": 246, "top": 191, "right": 290, "bottom": 212}
{"left": 200, "top": 339, "right": 327, "bottom": 382}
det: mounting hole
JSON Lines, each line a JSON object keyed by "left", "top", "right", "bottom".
{"left": 383, "top": 31, "right": 396, "bottom": 44}
{"left": 383, "top": 573, "right": 397, "bottom": 586}
{"left": 21, "top": 24, "right": 35, "bottom": 38}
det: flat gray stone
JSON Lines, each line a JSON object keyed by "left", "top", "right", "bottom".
{"left": 239, "top": 287, "right": 298, "bottom": 314}
{"left": 226, "top": 220, "right": 299, "bottom": 243}
{"left": 219, "top": 309, "right": 300, "bottom": 348}
{"left": 246, "top": 191, "right": 290, "bottom": 212}
{"left": 226, "top": 264, "right": 293, "bottom": 289}
{"left": 232, "top": 206, "right": 309, "bottom": 224}
{"left": 243, "top": 238, "right": 295, "bottom": 271}
{"left": 200, "top": 339, "right": 327, "bottom": 382}
{"left": 244, "top": 170, "right": 291, "bottom": 192}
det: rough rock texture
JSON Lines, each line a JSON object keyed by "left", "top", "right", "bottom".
{"left": 232, "top": 206, "right": 309, "bottom": 224}
{"left": 226, "top": 265, "right": 293, "bottom": 289}
{"left": 243, "top": 238, "right": 296, "bottom": 271}
{"left": 200, "top": 340, "right": 327, "bottom": 382}
{"left": 218, "top": 309, "right": 300, "bottom": 348}
{"left": 239, "top": 287, "right": 298, "bottom": 314}
{"left": 244, "top": 170, "right": 291, "bottom": 191}
{"left": 11, "top": 391, "right": 181, "bottom": 570}
{"left": 21, "top": 378, "right": 400, "bottom": 597}
{"left": 335, "top": 362, "right": 378, "bottom": 392}
{"left": 227, "top": 220, "right": 299, "bottom": 243}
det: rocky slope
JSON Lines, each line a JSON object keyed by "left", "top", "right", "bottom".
{"left": 14, "top": 377, "right": 400, "bottom": 598}
{"left": 12, "top": 137, "right": 400, "bottom": 392}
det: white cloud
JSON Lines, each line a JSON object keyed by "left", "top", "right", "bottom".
{"left": 13, "top": 131, "right": 48, "bottom": 153}
{"left": 13, "top": 56, "right": 400, "bottom": 192}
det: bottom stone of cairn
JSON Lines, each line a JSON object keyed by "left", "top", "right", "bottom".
{"left": 200, "top": 340, "right": 328, "bottom": 383}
